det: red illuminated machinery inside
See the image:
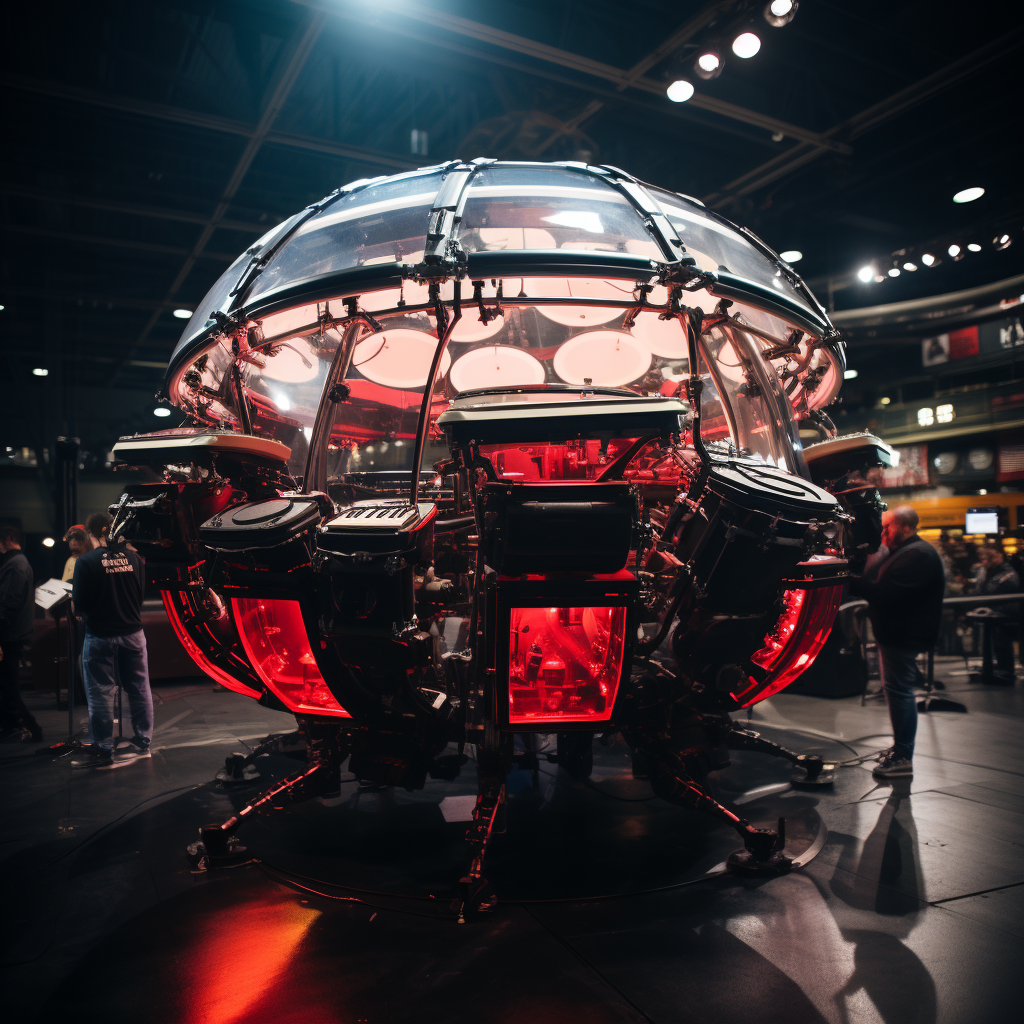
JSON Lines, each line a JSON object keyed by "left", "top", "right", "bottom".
{"left": 232, "top": 598, "right": 350, "bottom": 718}
{"left": 506, "top": 605, "right": 627, "bottom": 724}
{"left": 734, "top": 585, "right": 844, "bottom": 707}
{"left": 480, "top": 438, "right": 684, "bottom": 485}
{"left": 161, "top": 591, "right": 261, "bottom": 700}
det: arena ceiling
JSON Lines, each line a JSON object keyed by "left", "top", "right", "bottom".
{"left": 3, "top": 0, "right": 1023, "bottom": 406}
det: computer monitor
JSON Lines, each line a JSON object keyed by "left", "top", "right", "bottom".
{"left": 965, "top": 507, "right": 1000, "bottom": 535}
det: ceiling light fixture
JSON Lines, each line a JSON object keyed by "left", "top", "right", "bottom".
{"left": 921, "top": 253, "right": 936, "bottom": 266}
{"left": 967, "top": 242, "right": 982, "bottom": 252}
{"left": 42, "top": 537, "right": 55, "bottom": 548}
{"left": 903, "top": 262, "right": 918, "bottom": 271}
{"left": 732, "top": 32, "right": 761, "bottom": 59}
{"left": 880, "top": 396, "right": 891, "bottom": 405}
{"left": 948, "top": 244, "right": 962, "bottom": 258}
{"left": 843, "top": 369, "right": 858, "bottom": 380}
{"left": 666, "top": 79, "right": 695, "bottom": 103}
{"left": 764, "top": 0, "right": 798, "bottom": 27}
{"left": 888, "top": 267, "right": 900, "bottom": 277}
{"left": 952, "top": 186, "right": 985, "bottom": 204}
{"left": 32, "top": 367, "right": 48, "bottom": 377}
{"left": 857, "top": 265, "right": 874, "bottom": 282}
{"left": 779, "top": 249, "right": 803, "bottom": 262}
{"left": 694, "top": 47, "right": 723, "bottom": 79}
{"left": 153, "top": 407, "right": 171, "bottom": 418}
{"left": 994, "top": 234, "right": 1012, "bottom": 250}
{"left": 173, "top": 308, "right": 194, "bottom": 319}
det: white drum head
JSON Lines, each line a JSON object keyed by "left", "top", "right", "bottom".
{"left": 449, "top": 308, "right": 506, "bottom": 343}
{"left": 352, "top": 329, "right": 451, "bottom": 389}
{"left": 449, "top": 346, "right": 546, "bottom": 393}
{"left": 553, "top": 331, "right": 652, "bottom": 387}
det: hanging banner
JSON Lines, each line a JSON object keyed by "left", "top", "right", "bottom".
{"left": 921, "top": 325, "right": 979, "bottom": 366}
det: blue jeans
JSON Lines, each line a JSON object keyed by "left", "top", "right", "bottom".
{"left": 877, "top": 645, "right": 922, "bottom": 761}
{"left": 82, "top": 630, "right": 153, "bottom": 754}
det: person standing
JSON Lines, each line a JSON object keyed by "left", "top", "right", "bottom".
{"left": 977, "top": 545, "right": 1019, "bottom": 684}
{"left": 0, "top": 524, "right": 43, "bottom": 742}
{"left": 70, "top": 519, "right": 153, "bottom": 769}
{"left": 849, "top": 506, "right": 945, "bottom": 779}
{"left": 61, "top": 526, "right": 89, "bottom": 583}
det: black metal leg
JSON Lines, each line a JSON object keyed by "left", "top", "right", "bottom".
{"left": 725, "top": 723, "right": 835, "bottom": 785}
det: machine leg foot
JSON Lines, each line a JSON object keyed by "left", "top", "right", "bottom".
{"left": 727, "top": 817, "right": 793, "bottom": 875}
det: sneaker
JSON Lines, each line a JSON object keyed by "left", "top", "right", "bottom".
{"left": 872, "top": 752, "right": 913, "bottom": 778}
{"left": 71, "top": 748, "right": 115, "bottom": 769}
{"left": 115, "top": 742, "right": 152, "bottom": 763}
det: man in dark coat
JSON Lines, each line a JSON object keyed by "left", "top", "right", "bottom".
{"left": 849, "top": 506, "right": 945, "bottom": 779}
{"left": 0, "top": 524, "right": 42, "bottom": 741}
{"left": 977, "top": 545, "right": 1019, "bottom": 683}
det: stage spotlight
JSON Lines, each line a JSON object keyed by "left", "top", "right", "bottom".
{"left": 732, "top": 32, "right": 761, "bottom": 58}
{"left": 967, "top": 242, "right": 982, "bottom": 252}
{"left": 173, "top": 308, "right": 193, "bottom": 319}
{"left": 994, "top": 234, "right": 1012, "bottom": 249}
{"left": 880, "top": 396, "right": 891, "bottom": 405}
{"left": 921, "top": 253, "right": 936, "bottom": 266}
{"left": 857, "top": 265, "right": 874, "bottom": 282}
{"left": 779, "top": 249, "right": 803, "bottom": 262}
{"left": 154, "top": 407, "right": 172, "bottom": 418}
{"left": 764, "top": 0, "right": 798, "bottom": 27}
{"left": 874, "top": 274, "right": 885, "bottom": 283}
{"left": 666, "top": 79, "right": 695, "bottom": 102}
{"left": 32, "top": 367, "right": 48, "bottom": 376}
{"left": 695, "top": 47, "right": 723, "bottom": 79}
{"left": 953, "top": 186, "right": 984, "bottom": 204}
{"left": 42, "top": 537, "right": 55, "bottom": 548}
{"left": 948, "top": 244, "right": 962, "bottom": 258}
{"left": 888, "top": 267, "right": 900, "bottom": 277}
{"left": 903, "top": 262, "right": 918, "bottom": 271}
{"left": 843, "top": 369, "right": 858, "bottom": 380}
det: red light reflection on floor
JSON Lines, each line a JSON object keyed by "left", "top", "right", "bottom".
{"left": 232, "top": 598, "right": 350, "bottom": 717}
{"left": 179, "top": 896, "right": 319, "bottom": 1024}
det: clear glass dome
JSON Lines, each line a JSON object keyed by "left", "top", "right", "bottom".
{"left": 165, "top": 161, "right": 843, "bottom": 485}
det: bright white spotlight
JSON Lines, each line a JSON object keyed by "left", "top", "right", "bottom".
{"left": 857, "top": 265, "right": 874, "bottom": 282}
{"left": 952, "top": 187, "right": 984, "bottom": 204}
{"left": 843, "top": 369, "right": 858, "bottom": 380}
{"left": 172, "top": 308, "right": 194, "bottom": 319}
{"left": 921, "top": 253, "right": 936, "bottom": 266}
{"left": 994, "top": 234, "right": 1012, "bottom": 249}
{"left": 967, "top": 242, "right": 982, "bottom": 252}
{"left": 666, "top": 79, "right": 695, "bottom": 103}
{"left": 732, "top": 32, "right": 761, "bottom": 58}
{"left": 888, "top": 267, "right": 900, "bottom": 277}
{"left": 779, "top": 249, "right": 803, "bottom": 262}
{"left": 32, "top": 367, "right": 48, "bottom": 377}
{"left": 42, "top": 537, "right": 55, "bottom": 548}
{"left": 765, "top": 0, "right": 798, "bottom": 26}
{"left": 903, "top": 262, "right": 918, "bottom": 271}
{"left": 695, "top": 49, "right": 723, "bottom": 79}
{"left": 948, "top": 244, "right": 961, "bottom": 258}
{"left": 880, "top": 396, "right": 891, "bottom": 405}
{"left": 153, "top": 407, "right": 172, "bottom": 418}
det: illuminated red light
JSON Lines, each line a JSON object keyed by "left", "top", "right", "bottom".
{"left": 507, "top": 605, "right": 626, "bottom": 724}
{"left": 161, "top": 591, "right": 262, "bottom": 699}
{"left": 734, "top": 585, "right": 843, "bottom": 707}
{"left": 232, "top": 598, "right": 350, "bottom": 718}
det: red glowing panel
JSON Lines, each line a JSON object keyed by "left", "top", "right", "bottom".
{"left": 231, "top": 598, "right": 350, "bottom": 718}
{"left": 735, "top": 585, "right": 843, "bottom": 708}
{"left": 507, "top": 605, "right": 626, "bottom": 724}
{"left": 161, "top": 591, "right": 262, "bottom": 700}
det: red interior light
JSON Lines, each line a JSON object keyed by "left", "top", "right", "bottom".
{"left": 506, "top": 605, "right": 626, "bottom": 724}
{"left": 734, "top": 585, "right": 843, "bottom": 707}
{"left": 232, "top": 598, "right": 350, "bottom": 718}
{"left": 162, "top": 590, "right": 262, "bottom": 699}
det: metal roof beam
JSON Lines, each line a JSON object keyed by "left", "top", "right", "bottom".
{"left": 704, "top": 25, "right": 1024, "bottom": 205}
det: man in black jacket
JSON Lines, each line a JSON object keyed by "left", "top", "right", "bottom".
{"left": 849, "top": 506, "right": 945, "bottom": 779}
{"left": 977, "top": 545, "right": 1019, "bottom": 683}
{"left": 70, "top": 522, "right": 153, "bottom": 769}
{"left": 0, "top": 524, "right": 42, "bottom": 742}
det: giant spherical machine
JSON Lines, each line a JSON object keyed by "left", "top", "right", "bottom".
{"left": 109, "top": 160, "right": 890, "bottom": 916}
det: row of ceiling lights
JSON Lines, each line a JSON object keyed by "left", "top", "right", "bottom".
{"left": 666, "top": 1, "right": 798, "bottom": 103}
{"left": 854, "top": 186, "right": 1012, "bottom": 282}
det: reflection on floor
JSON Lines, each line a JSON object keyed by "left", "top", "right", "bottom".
{"left": 1, "top": 659, "right": 1021, "bottom": 1023}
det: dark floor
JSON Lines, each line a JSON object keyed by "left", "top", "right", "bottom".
{"left": 2, "top": 660, "right": 1022, "bottom": 1024}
